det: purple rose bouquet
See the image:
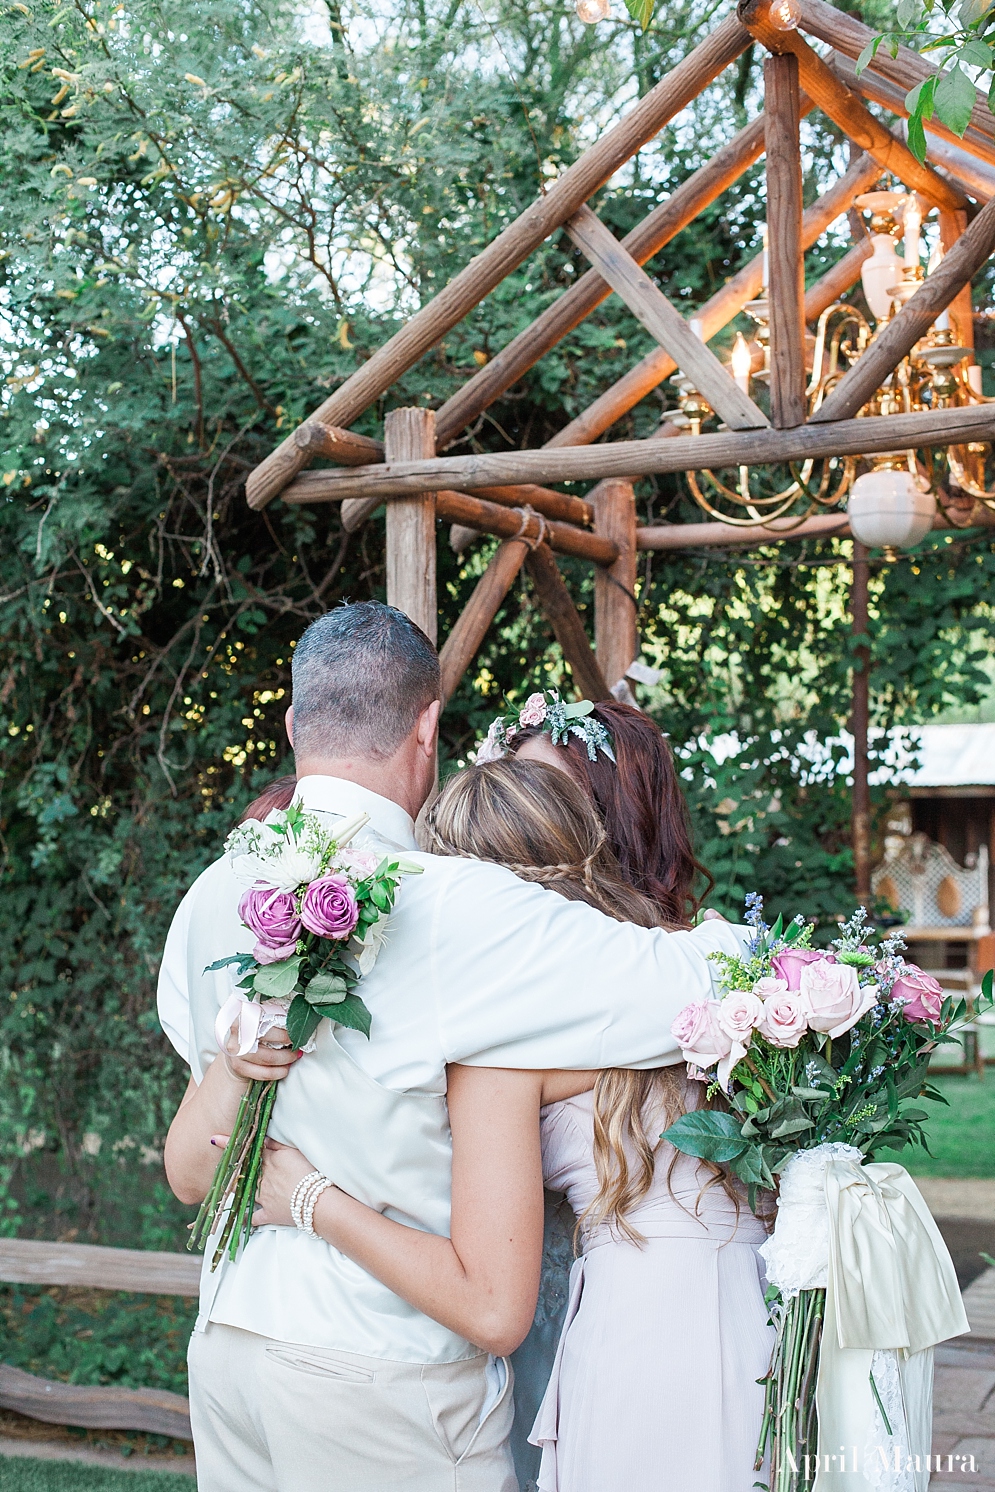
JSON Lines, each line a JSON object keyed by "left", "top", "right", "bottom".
{"left": 664, "top": 898, "right": 993, "bottom": 1491}
{"left": 189, "top": 803, "right": 420, "bottom": 1268}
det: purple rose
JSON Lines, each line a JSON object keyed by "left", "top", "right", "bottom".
{"left": 300, "top": 874, "right": 359, "bottom": 940}
{"left": 239, "top": 886, "right": 303, "bottom": 959}
{"left": 892, "top": 965, "right": 945, "bottom": 1024}
{"left": 771, "top": 946, "right": 832, "bottom": 991}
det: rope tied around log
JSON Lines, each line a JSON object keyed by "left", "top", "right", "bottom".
{"left": 510, "top": 503, "right": 550, "bottom": 550}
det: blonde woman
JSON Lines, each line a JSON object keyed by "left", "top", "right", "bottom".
{"left": 241, "top": 758, "right": 772, "bottom": 1492}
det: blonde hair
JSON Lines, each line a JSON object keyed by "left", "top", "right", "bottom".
{"left": 429, "top": 758, "right": 700, "bottom": 1242}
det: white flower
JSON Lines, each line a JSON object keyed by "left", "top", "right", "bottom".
{"left": 352, "top": 919, "right": 388, "bottom": 975}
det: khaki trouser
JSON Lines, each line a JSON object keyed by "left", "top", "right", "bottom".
{"left": 187, "top": 1323, "right": 517, "bottom": 1492}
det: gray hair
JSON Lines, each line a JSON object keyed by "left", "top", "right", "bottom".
{"left": 291, "top": 602, "right": 440, "bottom": 761}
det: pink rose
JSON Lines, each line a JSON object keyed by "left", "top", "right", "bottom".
{"left": 300, "top": 875, "right": 360, "bottom": 940}
{"left": 798, "top": 959, "right": 877, "bottom": 1039}
{"left": 337, "top": 847, "right": 381, "bottom": 880}
{"left": 518, "top": 693, "right": 548, "bottom": 728}
{"left": 892, "top": 965, "right": 945, "bottom": 1024}
{"left": 771, "top": 947, "right": 831, "bottom": 991}
{"left": 671, "top": 1000, "right": 732, "bottom": 1070}
{"left": 717, "top": 991, "right": 764, "bottom": 1045}
{"left": 239, "top": 886, "right": 303, "bottom": 956}
{"left": 758, "top": 991, "right": 808, "bottom": 1048}
{"left": 754, "top": 977, "right": 788, "bottom": 998}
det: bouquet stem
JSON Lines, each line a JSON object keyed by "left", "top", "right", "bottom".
{"left": 755, "top": 1287, "right": 824, "bottom": 1491}
{"left": 187, "top": 1079, "right": 279, "bottom": 1269}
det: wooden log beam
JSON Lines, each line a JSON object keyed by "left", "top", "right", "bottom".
{"left": 245, "top": 18, "right": 751, "bottom": 510}
{"left": 801, "top": 0, "right": 995, "bottom": 153}
{"left": 432, "top": 104, "right": 813, "bottom": 451}
{"left": 279, "top": 404, "right": 995, "bottom": 496}
{"left": 524, "top": 543, "right": 612, "bottom": 701}
{"left": 385, "top": 408, "right": 437, "bottom": 642}
{"left": 765, "top": 53, "right": 806, "bottom": 428}
{"left": 810, "top": 195, "right": 995, "bottom": 423}
{"left": 591, "top": 480, "right": 638, "bottom": 690}
{"left": 292, "top": 422, "right": 385, "bottom": 465}
{"left": 433, "top": 492, "right": 618, "bottom": 565}
{"left": 738, "top": 0, "right": 966, "bottom": 212}
{"left": 638, "top": 511, "right": 852, "bottom": 548}
{"left": 439, "top": 540, "right": 530, "bottom": 704}
{"left": 340, "top": 474, "right": 593, "bottom": 534}
{"left": 829, "top": 53, "right": 995, "bottom": 174}
{"left": 546, "top": 151, "right": 883, "bottom": 448}
{"left": 921, "top": 129, "right": 995, "bottom": 203}
{"left": 0, "top": 1365, "right": 192, "bottom": 1440}
{"left": 0, "top": 1237, "right": 200, "bottom": 1295}
{"left": 803, "top": 240, "right": 872, "bottom": 324}
{"left": 565, "top": 205, "right": 770, "bottom": 430}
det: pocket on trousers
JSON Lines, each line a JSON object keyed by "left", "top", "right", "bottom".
{"left": 263, "top": 1344, "right": 376, "bottom": 1383}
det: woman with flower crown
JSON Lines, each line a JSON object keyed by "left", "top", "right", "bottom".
{"left": 246, "top": 696, "right": 774, "bottom": 1492}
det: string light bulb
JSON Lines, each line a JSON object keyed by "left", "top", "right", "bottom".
{"left": 576, "top": 0, "right": 610, "bottom": 21}
{"left": 768, "top": 0, "right": 801, "bottom": 29}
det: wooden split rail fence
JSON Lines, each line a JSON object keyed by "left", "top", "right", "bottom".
{"left": 0, "top": 1239, "right": 199, "bottom": 1442}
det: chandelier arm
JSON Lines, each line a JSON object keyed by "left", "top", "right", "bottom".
{"left": 686, "top": 473, "right": 813, "bottom": 527}
{"left": 691, "top": 469, "right": 804, "bottom": 506}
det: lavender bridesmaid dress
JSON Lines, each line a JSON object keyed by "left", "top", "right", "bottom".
{"left": 528, "top": 1086, "right": 775, "bottom": 1492}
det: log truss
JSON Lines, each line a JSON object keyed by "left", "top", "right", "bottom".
{"left": 245, "top": 0, "right": 995, "bottom": 704}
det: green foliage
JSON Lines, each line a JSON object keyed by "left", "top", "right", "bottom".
{"left": 0, "top": 0, "right": 993, "bottom": 1268}
{"left": 0, "top": 1459, "right": 193, "bottom": 1491}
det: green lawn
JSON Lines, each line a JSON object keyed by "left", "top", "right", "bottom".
{"left": 0, "top": 1461, "right": 193, "bottom": 1491}
{"left": 878, "top": 1067, "right": 995, "bottom": 1177}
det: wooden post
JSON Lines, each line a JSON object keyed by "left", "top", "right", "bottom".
{"left": 524, "top": 544, "right": 611, "bottom": 702}
{"left": 384, "top": 408, "right": 437, "bottom": 644}
{"left": 591, "top": 480, "right": 638, "bottom": 692}
{"left": 939, "top": 209, "right": 976, "bottom": 357}
{"left": 438, "top": 540, "right": 530, "bottom": 705}
{"left": 764, "top": 54, "right": 806, "bottom": 428}
{"left": 851, "top": 541, "right": 871, "bottom": 904}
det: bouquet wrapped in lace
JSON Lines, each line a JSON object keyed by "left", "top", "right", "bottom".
{"left": 189, "top": 803, "right": 420, "bottom": 1269}
{"left": 664, "top": 898, "right": 992, "bottom": 1492}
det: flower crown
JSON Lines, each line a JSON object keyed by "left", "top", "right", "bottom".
{"left": 475, "top": 690, "right": 616, "bottom": 765}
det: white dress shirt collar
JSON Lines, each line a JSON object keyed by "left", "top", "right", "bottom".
{"left": 293, "top": 774, "right": 418, "bottom": 851}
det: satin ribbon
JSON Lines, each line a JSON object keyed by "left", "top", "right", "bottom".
{"left": 214, "top": 991, "right": 293, "bottom": 1055}
{"left": 813, "top": 1154, "right": 969, "bottom": 1491}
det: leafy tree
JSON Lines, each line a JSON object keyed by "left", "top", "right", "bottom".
{"left": 0, "top": 0, "right": 992, "bottom": 1256}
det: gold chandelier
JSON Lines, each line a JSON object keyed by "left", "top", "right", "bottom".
{"left": 671, "top": 186, "right": 994, "bottom": 540}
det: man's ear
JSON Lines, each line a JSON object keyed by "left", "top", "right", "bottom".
{"left": 285, "top": 705, "right": 295, "bottom": 748}
{"left": 415, "top": 699, "right": 441, "bottom": 757}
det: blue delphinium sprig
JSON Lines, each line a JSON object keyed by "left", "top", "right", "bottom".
{"left": 744, "top": 892, "right": 768, "bottom": 957}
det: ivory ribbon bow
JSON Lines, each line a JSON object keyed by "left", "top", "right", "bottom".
{"left": 214, "top": 991, "right": 294, "bottom": 1055}
{"left": 813, "top": 1152, "right": 968, "bottom": 1491}
{"left": 761, "top": 1145, "right": 969, "bottom": 1491}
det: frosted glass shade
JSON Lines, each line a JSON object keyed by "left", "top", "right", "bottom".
{"left": 860, "top": 234, "right": 906, "bottom": 321}
{"left": 847, "top": 469, "right": 936, "bottom": 550}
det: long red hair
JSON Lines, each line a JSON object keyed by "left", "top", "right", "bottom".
{"left": 238, "top": 773, "right": 296, "bottom": 825}
{"left": 509, "top": 700, "right": 710, "bottom": 925}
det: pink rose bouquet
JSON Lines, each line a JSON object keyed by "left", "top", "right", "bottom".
{"left": 664, "top": 896, "right": 993, "bottom": 1492}
{"left": 190, "top": 802, "right": 421, "bottom": 1269}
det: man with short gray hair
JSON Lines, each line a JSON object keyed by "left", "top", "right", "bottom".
{"left": 158, "top": 599, "right": 744, "bottom": 1492}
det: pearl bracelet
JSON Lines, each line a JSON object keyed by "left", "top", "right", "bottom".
{"left": 290, "top": 1170, "right": 334, "bottom": 1239}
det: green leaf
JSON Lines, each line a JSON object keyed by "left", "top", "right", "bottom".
{"left": 982, "top": 969, "right": 993, "bottom": 1001}
{"left": 770, "top": 913, "right": 784, "bottom": 943}
{"left": 734, "top": 1145, "right": 772, "bottom": 1188}
{"left": 661, "top": 1110, "right": 748, "bottom": 1163}
{"left": 252, "top": 957, "right": 303, "bottom": 1001}
{"left": 769, "top": 1103, "right": 815, "bottom": 1139}
{"left": 304, "top": 970, "right": 349, "bottom": 1005}
{"left": 907, "top": 110, "right": 928, "bottom": 162}
{"left": 959, "top": 37, "right": 995, "bottom": 64}
{"left": 856, "top": 36, "right": 883, "bottom": 75}
{"left": 623, "top": 0, "right": 654, "bottom": 30}
{"left": 204, "top": 953, "right": 256, "bottom": 974}
{"left": 934, "top": 64, "right": 977, "bottom": 136}
{"left": 286, "top": 995, "right": 321, "bottom": 1051}
{"left": 897, "top": 0, "right": 923, "bottom": 26}
{"left": 906, "top": 76, "right": 937, "bottom": 120}
{"left": 315, "top": 992, "right": 372, "bottom": 1037}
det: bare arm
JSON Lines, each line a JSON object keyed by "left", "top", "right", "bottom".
{"left": 163, "top": 1035, "right": 301, "bottom": 1206}
{"left": 252, "top": 1065, "right": 548, "bottom": 1356}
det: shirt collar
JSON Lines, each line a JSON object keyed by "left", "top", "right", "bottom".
{"left": 293, "top": 775, "right": 418, "bottom": 851}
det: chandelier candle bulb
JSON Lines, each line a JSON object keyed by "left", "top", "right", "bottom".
{"left": 731, "top": 333, "right": 753, "bottom": 393}
{"left": 904, "top": 197, "right": 922, "bottom": 269}
{"left": 968, "top": 365, "right": 984, "bottom": 395}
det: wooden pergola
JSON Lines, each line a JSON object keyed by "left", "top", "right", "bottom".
{"left": 244, "top": 0, "right": 995, "bottom": 723}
